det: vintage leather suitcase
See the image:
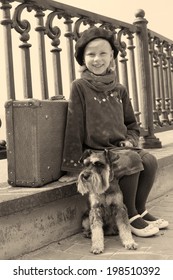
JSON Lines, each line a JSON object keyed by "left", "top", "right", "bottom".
{"left": 5, "top": 99, "right": 68, "bottom": 187}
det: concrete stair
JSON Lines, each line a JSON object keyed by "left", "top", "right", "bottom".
{"left": 0, "top": 181, "right": 88, "bottom": 260}
{"left": 0, "top": 131, "right": 173, "bottom": 260}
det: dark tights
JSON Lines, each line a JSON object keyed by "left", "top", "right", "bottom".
{"left": 119, "top": 152, "right": 158, "bottom": 227}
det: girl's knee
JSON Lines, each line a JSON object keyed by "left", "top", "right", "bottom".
{"left": 141, "top": 152, "right": 158, "bottom": 171}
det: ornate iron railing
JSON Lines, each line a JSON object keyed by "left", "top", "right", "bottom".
{"left": 0, "top": 0, "right": 173, "bottom": 160}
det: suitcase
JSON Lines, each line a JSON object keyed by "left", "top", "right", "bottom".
{"left": 5, "top": 99, "right": 68, "bottom": 187}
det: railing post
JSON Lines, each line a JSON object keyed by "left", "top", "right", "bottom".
{"left": 127, "top": 33, "right": 140, "bottom": 125}
{"left": 153, "top": 50, "right": 162, "bottom": 120}
{"left": 64, "top": 16, "right": 76, "bottom": 84}
{"left": 148, "top": 37, "right": 161, "bottom": 127}
{"left": 119, "top": 47, "right": 129, "bottom": 93}
{"left": 170, "top": 58, "right": 173, "bottom": 123}
{"left": 12, "top": 2, "right": 33, "bottom": 99}
{"left": 133, "top": 9, "right": 162, "bottom": 148}
{"left": 156, "top": 42, "right": 170, "bottom": 125}
{"left": 46, "top": 11, "right": 63, "bottom": 97}
{"left": 165, "top": 44, "right": 173, "bottom": 123}
{"left": 0, "top": 0, "right": 15, "bottom": 100}
{"left": 35, "top": 7, "right": 49, "bottom": 99}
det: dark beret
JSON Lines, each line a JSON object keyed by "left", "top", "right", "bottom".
{"left": 74, "top": 26, "right": 119, "bottom": 65}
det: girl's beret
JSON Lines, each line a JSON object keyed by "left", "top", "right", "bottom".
{"left": 74, "top": 26, "right": 119, "bottom": 65}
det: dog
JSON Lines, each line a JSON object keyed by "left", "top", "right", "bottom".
{"left": 77, "top": 149, "right": 138, "bottom": 254}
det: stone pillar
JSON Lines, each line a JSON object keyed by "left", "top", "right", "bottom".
{"left": 133, "top": 9, "right": 162, "bottom": 148}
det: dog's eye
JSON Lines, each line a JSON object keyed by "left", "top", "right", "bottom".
{"left": 83, "top": 161, "right": 90, "bottom": 167}
{"left": 93, "top": 161, "right": 105, "bottom": 168}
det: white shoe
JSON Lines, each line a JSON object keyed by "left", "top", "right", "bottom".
{"left": 141, "top": 210, "right": 169, "bottom": 229}
{"left": 129, "top": 214, "right": 159, "bottom": 237}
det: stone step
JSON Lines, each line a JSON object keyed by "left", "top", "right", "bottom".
{"left": 0, "top": 131, "right": 172, "bottom": 260}
{"left": 17, "top": 189, "right": 173, "bottom": 260}
{"left": 0, "top": 181, "right": 88, "bottom": 260}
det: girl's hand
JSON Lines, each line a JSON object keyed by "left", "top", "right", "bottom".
{"left": 119, "top": 140, "right": 133, "bottom": 147}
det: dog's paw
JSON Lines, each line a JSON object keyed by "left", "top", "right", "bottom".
{"left": 123, "top": 240, "right": 138, "bottom": 250}
{"left": 90, "top": 245, "right": 104, "bottom": 254}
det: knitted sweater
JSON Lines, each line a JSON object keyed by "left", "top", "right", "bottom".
{"left": 62, "top": 78, "right": 140, "bottom": 172}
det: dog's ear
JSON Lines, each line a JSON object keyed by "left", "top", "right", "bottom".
{"left": 79, "top": 149, "right": 92, "bottom": 163}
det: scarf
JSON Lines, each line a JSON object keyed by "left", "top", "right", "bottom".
{"left": 81, "top": 69, "right": 117, "bottom": 92}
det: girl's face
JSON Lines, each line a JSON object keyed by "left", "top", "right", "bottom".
{"left": 83, "top": 38, "right": 113, "bottom": 75}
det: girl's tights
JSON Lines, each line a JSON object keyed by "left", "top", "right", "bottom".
{"left": 119, "top": 152, "right": 158, "bottom": 226}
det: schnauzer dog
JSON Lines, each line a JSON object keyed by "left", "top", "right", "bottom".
{"left": 77, "top": 149, "right": 138, "bottom": 254}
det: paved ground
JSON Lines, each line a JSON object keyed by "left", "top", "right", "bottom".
{"left": 17, "top": 189, "right": 173, "bottom": 260}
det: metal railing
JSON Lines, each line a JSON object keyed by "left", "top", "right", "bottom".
{"left": 0, "top": 0, "right": 173, "bottom": 159}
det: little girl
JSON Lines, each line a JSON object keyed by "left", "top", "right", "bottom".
{"left": 60, "top": 26, "right": 168, "bottom": 237}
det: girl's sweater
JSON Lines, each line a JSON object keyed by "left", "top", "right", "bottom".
{"left": 62, "top": 78, "right": 140, "bottom": 172}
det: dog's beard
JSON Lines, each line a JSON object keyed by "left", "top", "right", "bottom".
{"left": 78, "top": 170, "right": 109, "bottom": 195}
